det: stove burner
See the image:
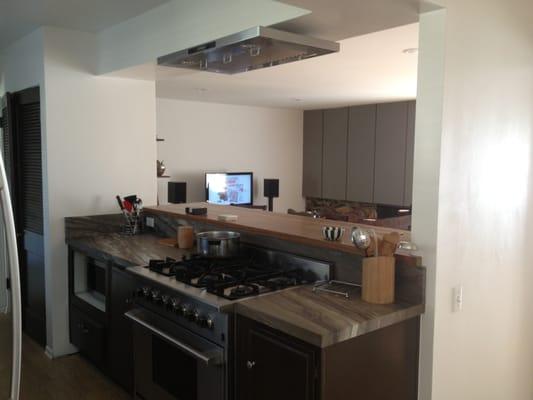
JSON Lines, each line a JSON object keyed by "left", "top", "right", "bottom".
{"left": 145, "top": 250, "right": 317, "bottom": 300}
{"left": 148, "top": 257, "right": 179, "bottom": 276}
{"left": 197, "top": 273, "right": 236, "bottom": 287}
{"left": 229, "top": 284, "right": 258, "bottom": 298}
{"left": 265, "top": 276, "right": 298, "bottom": 289}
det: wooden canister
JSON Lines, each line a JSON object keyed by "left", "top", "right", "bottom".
{"left": 177, "top": 226, "right": 195, "bottom": 249}
{"left": 362, "top": 256, "right": 395, "bottom": 304}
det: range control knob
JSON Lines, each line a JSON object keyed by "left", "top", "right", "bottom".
{"left": 198, "top": 315, "right": 215, "bottom": 329}
{"left": 161, "top": 295, "right": 170, "bottom": 307}
{"left": 141, "top": 287, "right": 151, "bottom": 298}
{"left": 180, "top": 304, "right": 191, "bottom": 317}
{"left": 150, "top": 289, "right": 161, "bottom": 302}
{"left": 192, "top": 309, "right": 200, "bottom": 322}
{"left": 171, "top": 298, "right": 181, "bottom": 312}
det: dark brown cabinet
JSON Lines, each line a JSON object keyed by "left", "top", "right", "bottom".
{"left": 302, "top": 110, "right": 324, "bottom": 198}
{"left": 68, "top": 247, "right": 137, "bottom": 393}
{"left": 302, "top": 100, "right": 416, "bottom": 206}
{"left": 322, "top": 108, "right": 348, "bottom": 200}
{"left": 236, "top": 316, "right": 420, "bottom": 400}
{"left": 374, "top": 102, "right": 409, "bottom": 206}
{"left": 403, "top": 101, "right": 416, "bottom": 206}
{"left": 346, "top": 105, "right": 377, "bottom": 203}
{"left": 108, "top": 266, "right": 137, "bottom": 392}
{"left": 70, "top": 306, "right": 106, "bottom": 368}
{"left": 236, "top": 315, "right": 320, "bottom": 400}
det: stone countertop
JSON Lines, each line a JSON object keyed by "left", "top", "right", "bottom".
{"left": 234, "top": 284, "right": 424, "bottom": 348}
{"left": 65, "top": 214, "right": 424, "bottom": 347}
{"left": 65, "top": 213, "right": 191, "bottom": 267}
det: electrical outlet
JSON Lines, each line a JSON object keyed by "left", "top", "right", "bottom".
{"left": 453, "top": 286, "right": 463, "bottom": 312}
{"left": 146, "top": 216, "right": 155, "bottom": 229}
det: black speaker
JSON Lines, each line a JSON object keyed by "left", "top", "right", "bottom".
{"left": 168, "top": 182, "right": 187, "bottom": 204}
{"left": 264, "top": 179, "right": 279, "bottom": 212}
{"left": 263, "top": 179, "right": 279, "bottom": 198}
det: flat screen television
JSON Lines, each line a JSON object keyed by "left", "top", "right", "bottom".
{"left": 205, "top": 172, "right": 253, "bottom": 205}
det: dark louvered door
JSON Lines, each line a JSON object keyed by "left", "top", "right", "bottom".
{"left": 1, "top": 93, "right": 15, "bottom": 193}
{"left": 12, "top": 87, "right": 46, "bottom": 346}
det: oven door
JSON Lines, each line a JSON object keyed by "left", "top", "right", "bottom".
{"left": 126, "top": 308, "right": 225, "bottom": 400}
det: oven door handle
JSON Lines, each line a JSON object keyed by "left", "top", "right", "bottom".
{"left": 125, "top": 309, "right": 224, "bottom": 367}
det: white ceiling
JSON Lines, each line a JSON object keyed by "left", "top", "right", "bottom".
{"left": 156, "top": 23, "right": 419, "bottom": 110}
{"left": 275, "top": 0, "right": 432, "bottom": 40}
{"left": 0, "top": 0, "right": 169, "bottom": 50}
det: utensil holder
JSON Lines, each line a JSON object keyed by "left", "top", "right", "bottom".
{"left": 362, "top": 256, "right": 395, "bottom": 304}
{"left": 122, "top": 213, "right": 143, "bottom": 236}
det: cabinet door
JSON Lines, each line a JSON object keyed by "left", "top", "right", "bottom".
{"left": 70, "top": 306, "right": 106, "bottom": 368}
{"left": 374, "top": 102, "right": 409, "bottom": 206}
{"left": 403, "top": 101, "right": 416, "bottom": 207}
{"left": 108, "top": 267, "right": 137, "bottom": 392}
{"left": 346, "top": 105, "right": 376, "bottom": 203}
{"left": 302, "top": 110, "right": 323, "bottom": 198}
{"left": 236, "top": 316, "right": 319, "bottom": 400}
{"left": 322, "top": 108, "right": 348, "bottom": 200}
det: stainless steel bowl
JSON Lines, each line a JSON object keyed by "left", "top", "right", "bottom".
{"left": 196, "top": 231, "right": 241, "bottom": 258}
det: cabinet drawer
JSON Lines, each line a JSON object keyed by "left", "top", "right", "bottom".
{"left": 70, "top": 306, "right": 106, "bottom": 367}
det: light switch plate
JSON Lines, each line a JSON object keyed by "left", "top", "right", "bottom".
{"left": 453, "top": 286, "right": 463, "bottom": 312}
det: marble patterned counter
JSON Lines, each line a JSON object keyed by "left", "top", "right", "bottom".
{"left": 65, "top": 214, "right": 425, "bottom": 348}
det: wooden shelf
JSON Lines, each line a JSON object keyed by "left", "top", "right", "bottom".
{"left": 145, "top": 203, "right": 413, "bottom": 257}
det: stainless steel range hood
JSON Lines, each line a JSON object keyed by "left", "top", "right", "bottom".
{"left": 157, "top": 26, "right": 340, "bottom": 74}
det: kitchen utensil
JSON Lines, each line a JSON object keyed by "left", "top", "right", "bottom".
{"left": 196, "top": 231, "right": 240, "bottom": 258}
{"left": 123, "top": 200, "right": 133, "bottom": 212}
{"left": 362, "top": 256, "right": 395, "bottom": 304}
{"left": 177, "top": 226, "right": 195, "bottom": 249}
{"left": 321, "top": 226, "right": 345, "bottom": 241}
{"left": 116, "top": 195, "right": 125, "bottom": 210}
{"left": 124, "top": 195, "right": 138, "bottom": 204}
{"left": 379, "top": 232, "right": 401, "bottom": 256}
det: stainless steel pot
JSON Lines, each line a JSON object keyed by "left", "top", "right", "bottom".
{"left": 196, "top": 231, "right": 240, "bottom": 258}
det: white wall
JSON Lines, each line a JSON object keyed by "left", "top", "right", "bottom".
{"left": 411, "top": 9, "right": 446, "bottom": 400}
{"left": 156, "top": 98, "right": 305, "bottom": 212}
{"left": 413, "top": 1, "right": 533, "bottom": 399}
{"left": 41, "top": 27, "right": 157, "bottom": 356}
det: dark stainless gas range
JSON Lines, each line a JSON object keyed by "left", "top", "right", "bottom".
{"left": 125, "top": 244, "right": 330, "bottom": 400}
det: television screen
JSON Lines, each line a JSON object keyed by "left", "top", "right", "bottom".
{"left": 205, "top": 172, "right": 253, "bottom": 205}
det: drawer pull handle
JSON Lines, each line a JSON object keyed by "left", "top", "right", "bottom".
{"left": 246, "top": 361, "right": 256, "bottom": 370}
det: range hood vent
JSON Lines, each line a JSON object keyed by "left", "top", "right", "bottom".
{"left": 157, "top": 26, "right": 340, "bottom": 74}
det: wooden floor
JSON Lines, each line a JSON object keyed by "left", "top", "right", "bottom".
{"left": 20, "top": 334, "right": 131, "bottom": 400}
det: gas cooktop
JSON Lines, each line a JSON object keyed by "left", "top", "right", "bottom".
{"left": 145, "top": 247, "right": 329, "bottom": 301}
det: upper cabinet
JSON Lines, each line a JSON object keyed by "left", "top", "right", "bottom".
{"left": 403, "top": 101, "right": 416, "bottom": 207}
{"left": 302, "top": 100, "right": 416, "bottom": 207}
{"left": 322, "top": 108, "right": 349, "bottom": 200}
{"left": 302, "top": 110, "right": 323, "bottom": 198}
{"left": 373, "top": 102, "right": 409, "bottom": 206}
{"left": 347, "top": 105, "right": 377, "bottom": 204}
